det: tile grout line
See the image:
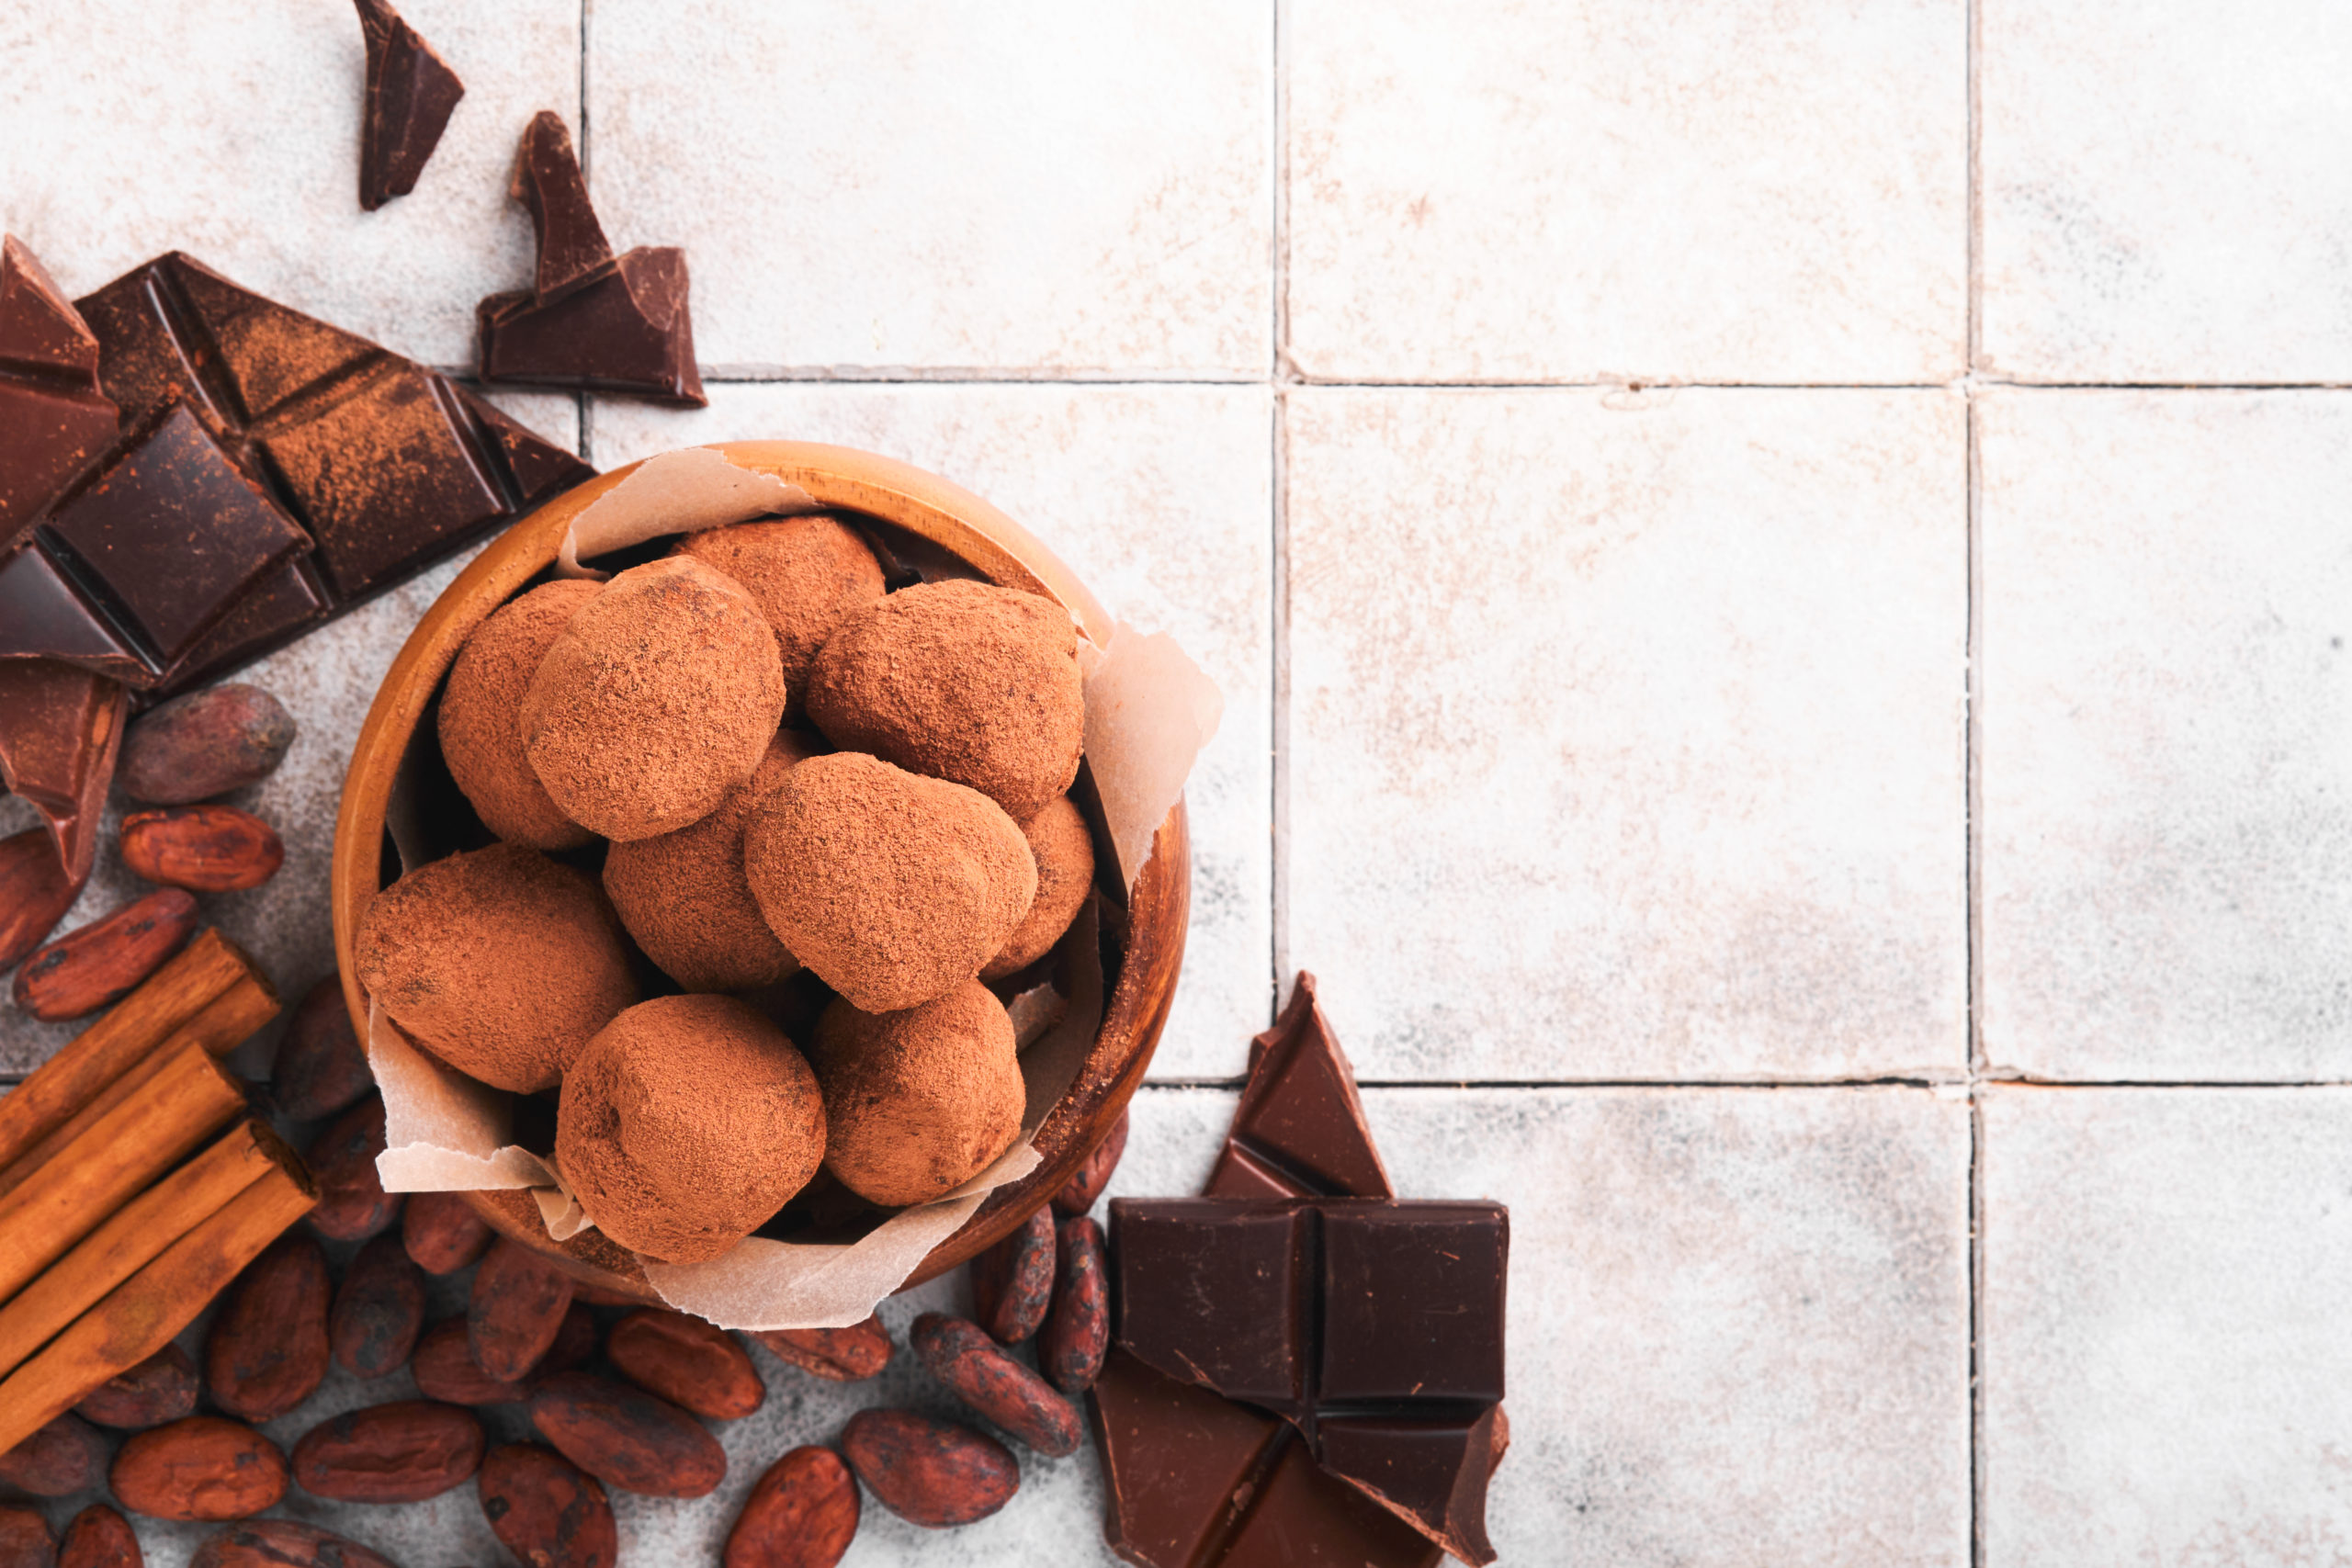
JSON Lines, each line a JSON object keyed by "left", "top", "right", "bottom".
{"left": 1966, "top": 0, "right": 1987, "bottom": 1558}
{"left": 576, "top": 0, "right": 594, "bottom": 466}
{"left": 531, "top": 370, "right": 2352, "bottom": 392}
{"left": 1267, "top": 0, "right": 1290, "bottom": 1022}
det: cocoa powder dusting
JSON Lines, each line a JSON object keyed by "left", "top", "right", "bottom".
{"left": 980, "top": 794, "right": 1095, "bottom": 980}
{"left": 675, "top": 514, "right": 885, "bottom": 716}
{"left": 438, "top": 579, "right": 601, "bottom": 849}
{"left": 811, "top": 984, "right": 1023, "bottom": 1208}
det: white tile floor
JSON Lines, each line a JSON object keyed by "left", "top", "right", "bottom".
{"left": 3, "top": 0, "right": 2349, "bottom": 1562}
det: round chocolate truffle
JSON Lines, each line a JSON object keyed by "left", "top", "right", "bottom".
{"left": 675, "top": 515, "right": 885, "bottom": 716}
{"left": 812, "top": 984, "right": 1023, "bottom": 1208}
{"left": 743, "top": 752, "right": 1035, "bottom": 1013}
{"left": 521, "top": 557, "right": 786, "bottom": 841}
{"left": 804, "top": 580, "right": 1084, "bottom": 822}
{"left": 557, "top": 995, "right": 826, "bottom": 1264}
{"left": 980, "top": 794, "right": 1096, "bottom": 980}
{"left": 353, "top": 842, "right": 639, "bottom": 1093}
{"left": 437, "top": 580, "right": 601, "bottom": 850}
{"left": 602, "top": 730, "right": 820, "bottom": 993}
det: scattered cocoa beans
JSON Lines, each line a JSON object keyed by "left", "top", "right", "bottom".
{"left": 119, "top": 807, "right": 284, "bottom": 893}
{"left": 0, "top": 826, "right": 80, "bottom": 973}
{"left": 291, "top": 1400, "right": 485, "bottom": 1503}
{"left": 910, "top": 1313, "right": 1082, "bottom": 1457}
{"left": 607, "top": 1309, "right": 764, "bottom": 1421}
{"left": 11, "top": 888, "right": 198, "bottom": 1021}
{"left": 969, "top": 1205, "right": 1055, "bottom": 1344}
{"left": 188, "top": 1520, "right": 395, "bottom": 1568}
{"left": 478, "top": 1442, "right": 616, "bottom": 1568}
{"left": 412, "top": 1318, "right": 537, "bottom": 1406}
{"left": 470, "top": 1238, "right": 577, "bottom": 1382}
{"left": 110, "top": 1416, "right": 288, "bottom": 1521}
{"left": 119, "top": 683, "right": 296, "bottom": 805}
{"left": 329, "top": 1234, "right": 427, "bottom": 1380}
{"left": 725, "top": 1446, "right": 860, "bottom": 1568}
{"left": 74, "top": 1343, "right": 199, "bottom": 1429}
{"left": 1040, "top": 1214, "right": 1108, "bottom": 1395}
{"left": 401, "top": 1189, "right": 494, "bottom": 1275}
{"left": 0, "top": 1412, "right": 109, "bottom": 1496}
{"left": 306, "top": 1094, "right": 401, "bottom": 1241}
{"left": 1051, "top": 1108, "right": 1128, "bottom": 1216}
{"left": 0, "top": 1505, "right": 54, "bottom": 1568}
{"left": 269, "top": 976, "right": 373, "bottom": 1122}
{"left": 205, "top": 1235, "right": 331, "bottom": 1421}
{"left": 528, "top": 1371, "right": 727, "bottom": 1498}
{"left": 57, "top": 1505, "right": 139, "bottom": 1568}
{"left": 841, "top": 1408, "right": 1018, "bottom": 1528}
{"left": 752, "top": 1314, "right": 892, "bottom": 1382}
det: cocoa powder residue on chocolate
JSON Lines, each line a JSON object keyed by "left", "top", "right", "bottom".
{"left": 438, "top": 579, "right": 600, "bottom": 848}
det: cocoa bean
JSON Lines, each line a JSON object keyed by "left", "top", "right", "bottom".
{"left": 477, "top": 1442, "right": 616, "bottom": 1568}
{"left": 1039, "top": 1214, "right": 1108, "bottom": 1395}
{"left": 119, "top": 807, "right": 283, "bottom": 893}
{"left": 528, "top": 1371, "right": 727, "bottom": 1498}
{"left": 751, "top": 1314, "right": 891, "bottom": 1382}
{"left": 401, "top": 1189, "right": 493, "bottom": 1275}
{"left": 469, "top": 1239, "right": 576, "bottom": 1382}
{"left": 330, "top": 1234, "right": 427, "bottom": 1380}
{"left": 11, "top": 888, "right": 198, "bottom": 1021}
{"left": 56, "top": 1505, "right": 139, "bottom": 1568}
{"left": 306, "top": 1094, "right": 401, "bottom": 1241}
{"left": 606, "top": 1309, "right": 764, "bottom": 1421}
{"left": 541, "top": 1303, "right": 602, "bottom": 1380}
{"left": 119, "top": 684, "right": 296, "bottom": 805}
{"left": 724, "top": 1446, "right": 859, "bottom": 1568}
{"left": 0, "top": 826, "right": 81, "bottom": 973}
{"left": 110, "top": 1416, "right": 287, "bottom": 1521}
{"left": 1051, "top": 1108, "right": 1128, "bottom": 1217}
{"left": 188, "top": 1519, "right": 395, "bottom": 1568}
{"left": 910, "top": 1313, "right": 1082, "bottom": 1457}
{"left": 205, "top": 1235, "right": 331, "bottom": 1421}
{"left": 290, "top": 1400, "right": 484, "bottom": 1504}
{"left": 74, "top": 1343, "right": 198, "bottom": 1429}
{"left": 0, "top": 1505, "right": 55, "bottom": 1568}
{"left": 269, "top": 976, "right": 373, "bottom": 1122}
{"left": 412, "top": 1304, "right": 596, "bottom": 1405}
{"left": 968, "top": 1205, "right": 1054, "bottom": 1344}
{"left": 840, "top": 1408, "right": 1017, "bottom": 1529}
{"left": 0, "top": 1412, "right": 108, "bottom": 1496}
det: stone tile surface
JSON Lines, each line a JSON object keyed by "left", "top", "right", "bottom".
{"left": 586, "top": 0, "right": 1272, "bottom": 377}
{"left": 1285, "top": 387, "right": 1968, "bottom": 1081}
{"left": 591, "top": 386, "right": 1274, "bottom": 1079}
{"left": 1978, "top": 391, "right": 2352, "bottom": 1081}
{"left": 1981, "top": 1086, "right": 2352, "bottom": 1564}
{"left": 1284, "top": 0, "right": 1966, "bottom": 384}
{"left": 0, "top": 0, "right": 579, "bottom": 370}
{"left": 1980, "top": 0, "right": 2352, "bottom": 382}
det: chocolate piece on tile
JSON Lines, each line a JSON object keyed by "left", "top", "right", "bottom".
{"left": 510, "top": 111, "right": 613, "bottom": 300}
{"left": 0, "top": 660, "right": 127, "bottom": 884}
{"left": 0, "top": 236, "right": 119, "bottom": 551}
{"left": 355, "top": 0, "right": 467, "bottom": 211}
{"left": 462, "top": 389, "right": 595, "bottom": 501}
{"left": 1206, "top": 972, "right": 1395, "bottom": 1202}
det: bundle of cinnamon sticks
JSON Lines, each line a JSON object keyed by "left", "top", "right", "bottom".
{"left": 0, "top": 930, "right": 315, "bottom": 1451}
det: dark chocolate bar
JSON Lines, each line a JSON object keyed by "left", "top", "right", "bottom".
{"left": 1207, "top": 972, "right": 1395, "bottom": 1201}
{"left": 0, "top": 236, "right": 120, "bottom": 552}
{"left": 0, "top": 659, "right": 125, "bottom": 886}
{"left": 355, "top": 0, "right": 466, "bottom": 211}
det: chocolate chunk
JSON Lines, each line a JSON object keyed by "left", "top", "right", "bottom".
{"left": 355, "top": 0, "right": 466, "bottom": 211}
{"left": 0, "top": 659, "right": 126, "bottom": 884}
{"left": 0, "top": 236, "right": 119, "bottom": 552}
{"left": 0, "top": 540, "right": 147, "bottom": 681}
{"left": 1207, "top": 972, "right": 1394, "bottom": 1201}
{"left": 511, "top": 111, "right": 613, "bottom": 300}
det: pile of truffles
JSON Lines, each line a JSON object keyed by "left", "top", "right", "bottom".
{"left": 356, "top": 515, "right": 1097, "bottom": 1264}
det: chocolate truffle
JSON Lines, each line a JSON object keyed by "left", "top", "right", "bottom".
{"left": 805, "top": 580, "right": 1084, "bottom": 821}
{"left": 438, "top": 579, "right": 600, "bottom": 849}
{"left": 521, "top": 556, "right": 786, "bottom": 840}
{"left": 980, "top": 795, "right": 1096, "bottom": 981}
{"left": 675, "top": 515, "right": 885, "bottom": 716}
{"left": 556, "top": 995, "right": 825, "bottom": 1263}
{"left": 744, "top": 752, "right": 1035, "bottom": 1013}
{"left": 354, "top": 842, "right": 638, "bottom": 1093}
{"left": 602, "top": 730, "right": 819, "bottom": 993}
{"left": 812, "top": 984, "right": 1023, "bottom": 1208}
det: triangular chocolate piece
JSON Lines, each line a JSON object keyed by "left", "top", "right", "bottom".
{"left": 0, "top": 658, "right": 126, "bottom": 886}
{"left": 164, "top": 255, "right": 384, "bottom": 424}
{"left": 1205, "top": 973, "right": 1395, "bottom": 1201}
{"left": 355, "top": 0, "right": 466, "bottom": 211}
{"left": 478, "top": 247, "right": 706, "bottom": 407}
{"left": 0, "top": 235, "right": 100, "bottom": 378}
{"left": 0, "top": 237, "right": 120, "bottom": 551}
{"left": 456, "top": 389, "right": 595, "bottom": 504}
{"left": 512, "top": 111, "right": 613, "bottom": 301}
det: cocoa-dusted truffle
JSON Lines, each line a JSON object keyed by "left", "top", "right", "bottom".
{"left": 744, "top": 752, "right": 1035, "bottom": 1013}
{"left": 556, "top": 995, "right": 825, "bottom": 1263}
{"left": 805, "top": 580, "right": 1084, "bottom": 821}
{"left": 675, "top": 515, "right": 885, "bottom": 716}
{"left": 437, "top": 579, "right": 600, "bottom": 849}
{"left": 521, "top": 556, "right": 786, "bottom": 840}
{"left": 981, "top": 795, "right": 1096, "bottom": 980}
{"left": 603, "top": 730, "right": 819, "bottom": 993}
{"left": 353, "top": 842, "right": 638, "bottom": 1092}
{"left": 811, "top": 984, "right": 1023, "bottom": 1207}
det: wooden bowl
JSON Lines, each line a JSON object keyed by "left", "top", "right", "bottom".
{"left": 330, "top": 441, "right": 1188, "bottom": 1303}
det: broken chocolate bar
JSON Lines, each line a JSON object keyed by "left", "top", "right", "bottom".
{"left": 1208, "top": 972, "right": 1395, "bottom": 1201}
{"left": 476, "top": 112, "right": 706, "bottom": 407}
{"left": 355, "top": 0, "right": 466, "bottom": 211}
{"left": 0, "top": 236, "right": 120, "bottom": 551}
{"left": 0, "top": 660, "right": 125, "bottom": 886}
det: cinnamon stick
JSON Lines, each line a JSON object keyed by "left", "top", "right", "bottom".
{"left": 0, "top": 1160, "right": 314, "bottom": 1452}
{"left": 0, "top": 1118, "right": 300, "bottom": 1381}
{"left": 0, "top": 1043, "right": 247, "bottom": 1303}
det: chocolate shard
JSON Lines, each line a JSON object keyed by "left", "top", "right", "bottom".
{"left": 355, "top": 0, "right": 467, "bottom": 211}
{"left": 0, "top": 236, "right": 120, "bottom": 552}
{"left": 0, "top": 660, "right": 126, "bottom": 884}
{"left": 1206, "top": 972, "right": 1395, "bottom": 1201}
{"left": 458, "top": 388, "right": 596, "bottom": 503}
{"left": 511, "top": 111, "right": 614, "bottom": 300}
